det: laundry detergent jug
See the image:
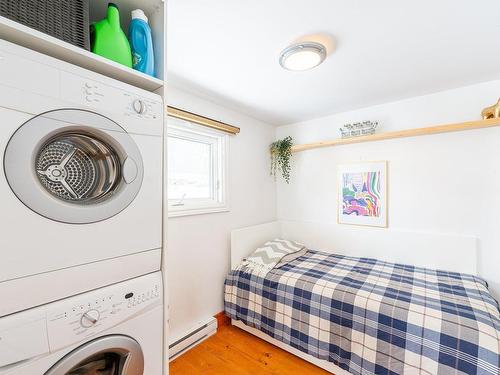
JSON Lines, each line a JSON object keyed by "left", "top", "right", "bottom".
{"left": 129, "top": 9, "right": 155, "bottom": 77}
{"left": 90, "top": 3, "right": 132, "bottom": 68}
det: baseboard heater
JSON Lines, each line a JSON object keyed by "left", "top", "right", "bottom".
{"left": 168, "top": 317, "right": 218, "bottom": 360}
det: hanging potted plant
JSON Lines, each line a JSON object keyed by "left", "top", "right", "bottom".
{"left": 270, "top": 136, "right": 293, "bottom": 184}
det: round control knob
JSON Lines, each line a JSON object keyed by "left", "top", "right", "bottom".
{"left": 132, "top": 99, "right": 146, "bottom": 114}
{"left": 80, "top": 309, "right": 100, "bottom": 328}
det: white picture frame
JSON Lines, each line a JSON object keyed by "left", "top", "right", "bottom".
{"left": 337, "top": 161, "right": 388, "bottom": 227}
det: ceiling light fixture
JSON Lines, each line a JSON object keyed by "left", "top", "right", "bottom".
{"left": 279, "top": 42, "right": 327, "bottom": 71}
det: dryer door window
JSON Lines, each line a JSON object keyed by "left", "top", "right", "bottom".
{"left": 45, "top": 335, "right": 144, "bottom": 375}
{"left": 36, "top": 133, "right": 121, "bottom": 203}
{"left": 4, "top": 109, "right": 144, "bottom": 224}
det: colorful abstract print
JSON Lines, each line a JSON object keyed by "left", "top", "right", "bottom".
{"left": 342, "top": 171, "right": 381, "bottom": 217}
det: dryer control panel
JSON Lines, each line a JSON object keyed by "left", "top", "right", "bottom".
{"left": 0, "top": 39, "right": 163, "bottom": 139}
{"left": 0, "top": 272, "right": 162, "bottom": 368}
{"left": 61, "top": 71, "right": 163, "bottom": 121}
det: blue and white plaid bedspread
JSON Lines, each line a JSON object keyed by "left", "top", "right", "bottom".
{"left": 225, "top": 250, "right": 500, "bottom": 375}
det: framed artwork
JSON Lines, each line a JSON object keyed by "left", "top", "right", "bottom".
{"left": 338, "top": 161, "right": 387, "bottom": 227}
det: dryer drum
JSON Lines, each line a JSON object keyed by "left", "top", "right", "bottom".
{"left": 4, "top": 109, "right": 144, "bottom": 224}
{"left": 36, "top": 133, "right": 121, "bottom": 204}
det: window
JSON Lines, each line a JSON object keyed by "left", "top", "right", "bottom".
{"left": 167, "top": 117, "right": 228, "bottom": 217}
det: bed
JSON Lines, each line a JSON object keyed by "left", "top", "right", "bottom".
{"left": 224, "top": 221, "right": 500, "bottom": 375}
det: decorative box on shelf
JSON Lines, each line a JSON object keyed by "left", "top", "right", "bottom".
{"left": 339, "top": 121, "right": 378, "bottom": 138}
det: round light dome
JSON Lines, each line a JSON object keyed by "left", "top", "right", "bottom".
{"left": 279, "top": 42, "right": 327, "bottom": 71}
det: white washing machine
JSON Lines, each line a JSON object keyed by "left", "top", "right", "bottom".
{"left": 0, "top": 40, "right": 164, "bottom": 317}
{"left": 0, "top": 272, "right": 163, "bottom": 375}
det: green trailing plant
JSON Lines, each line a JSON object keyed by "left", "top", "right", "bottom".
{"left": 270, "top": 136, "right": 293, "bottom": 184}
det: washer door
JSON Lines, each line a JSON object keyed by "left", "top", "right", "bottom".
{"left": 4, "top": 109, "right": 144, "bottom": 224}
{"left": 45, "top": 335, "right": 144, "bottom": 375}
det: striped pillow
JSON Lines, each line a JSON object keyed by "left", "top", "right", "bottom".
{"left": 242, "top": 238, "right": 306, "bottom": 273}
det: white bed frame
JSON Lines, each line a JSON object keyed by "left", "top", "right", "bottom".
{"left": 230, "top": 220, "right": 478, "bottom": 374}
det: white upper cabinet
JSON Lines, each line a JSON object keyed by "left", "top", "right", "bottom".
{"left": 0, "top": 0, "right": 166, "bottom": 92}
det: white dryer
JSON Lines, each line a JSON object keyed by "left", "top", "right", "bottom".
{"left": 0, "top": 40, "right": 164, "bottom": 316}
{"left": 0, "top": 272, "right": 163, "bottom": 375}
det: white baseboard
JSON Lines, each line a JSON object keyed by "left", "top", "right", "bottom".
{"left": 168, "top": 317, "right": 218, "bottom": 361}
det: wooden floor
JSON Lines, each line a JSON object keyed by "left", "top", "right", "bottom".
{"left": 169, "top": 324, "right": 331, "bottom": 375}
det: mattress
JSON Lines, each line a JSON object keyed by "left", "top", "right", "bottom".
{"left": 225, "top": 250, "right": 500, "bottom": 375}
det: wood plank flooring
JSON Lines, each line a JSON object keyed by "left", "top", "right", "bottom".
{"left": 169, "top": 324, "right": 331, "bottom": 375}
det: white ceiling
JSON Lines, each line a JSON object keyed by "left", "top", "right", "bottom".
{"left": 167, "top": 0, "right": 500, "bottom": 125}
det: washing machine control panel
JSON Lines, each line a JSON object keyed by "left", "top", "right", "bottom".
{"left": 0, "top": 272, "right": 162, "bottom": 368}
{"left": 80, "top": 309, "right": 100, "bottom": 328}
{"left": 46, "top": 272, "right": 162, "bottom": 352}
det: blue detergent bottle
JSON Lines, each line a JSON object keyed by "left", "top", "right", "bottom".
{"left": 129, "top": 9, "right": 155, "bottom": 77}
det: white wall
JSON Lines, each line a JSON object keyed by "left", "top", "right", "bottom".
{"left": 166, "top": 85, "right": 276, "bottom": 343}
{"left": 167, "top": 79, "right": 500, "bottom": 342}
{"left": 276, "top": 79, "right": 500, "bottom": 300}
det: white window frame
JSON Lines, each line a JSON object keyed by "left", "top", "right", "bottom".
{"left": 167, "top": 116, "right": 229, "bottom": 217}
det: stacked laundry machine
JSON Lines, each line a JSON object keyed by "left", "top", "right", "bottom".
{"left": 0, "top": 39, "right": 164, "bottom": 374}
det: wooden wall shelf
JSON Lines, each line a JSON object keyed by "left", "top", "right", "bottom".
{"left": 291, "top": 118, "right": 500, "bottom": 153}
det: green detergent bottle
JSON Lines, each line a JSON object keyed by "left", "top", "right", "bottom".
{"left": 90, "top": 3, "right": 132, "bottom": 67}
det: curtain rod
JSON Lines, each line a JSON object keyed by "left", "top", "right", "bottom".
{"left": 167, "top": 106, "right": 240, "bottom": 135}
